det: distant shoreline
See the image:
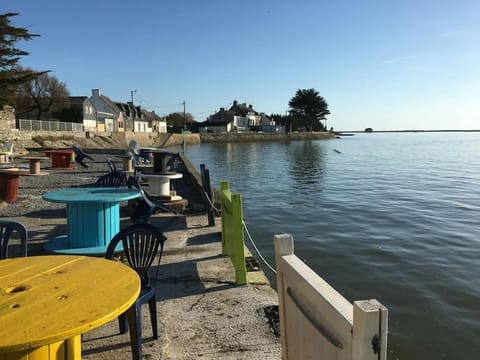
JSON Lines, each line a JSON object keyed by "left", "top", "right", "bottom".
{"left": 197, "top": 131, "right": 335, "bottom": 143}
{"left": 338, "top": 129, "right": 480, "bottom": 133}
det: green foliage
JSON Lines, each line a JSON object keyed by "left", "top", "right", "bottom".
{"left": 0, "top": 13, "right": 43, "bottom": 106}
{"left": 270, "top": 113, "right": 293, "bottom": 132}
{"left": 288, "top": 88, "right": 330, "bottom": 131}
{"left": 166, "top": 112, "right": 194, "bottom": 128}
{"left": 53, "top": 106, "right": 83, "bottom": 123}
{"left": 32, "top": 134, "right": 75, "bottom": 145}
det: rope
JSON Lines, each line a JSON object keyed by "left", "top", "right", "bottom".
{"left": 203, "top": 189, "right": 276, "bottom": 275}
{"left": 204, "top": 190, "right": 222, "bottom": 213}
{"left": 243, "top": 220, "right": 277, "bottom": 275}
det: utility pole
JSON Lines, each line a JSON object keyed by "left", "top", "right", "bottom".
{"left": 131, "top": 90, "right": 137, "bottom": 132}
{"left": 183, "top": 101, "right": 186, "bottom": 130}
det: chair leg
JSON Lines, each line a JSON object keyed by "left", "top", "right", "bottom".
{"left": 126, "top": 305, "right": 142, "bottom": 360}
{"left": 22, "top": 239, "right": 27, "bottom": 257}
{"left": 148, "top": 297, "right": 158, "bottom": 339}
{"left": 118, "top": 313, "right": 128, "bottom": 334}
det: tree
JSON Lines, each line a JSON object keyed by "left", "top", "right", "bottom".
{"left": 166, "top": 112, "right": 194, "bottom": 128}
{"left": 53, "top": 106, "right": 83, "bottom": 123}
{"left": 0, "top": 12, "right": 43, "bottom": 106}
{"left": 288, "top": 88, "right": 330, "bottom": 132}
{"left": 14, "top": 67, "right": 70, "bottom": 119}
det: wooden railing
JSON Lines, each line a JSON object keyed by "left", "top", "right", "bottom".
{"left": 220, "top": 180, "right": 247, "bottom": 285}
{"left": 275, "top": 234, "right": 388, "bottom": 360}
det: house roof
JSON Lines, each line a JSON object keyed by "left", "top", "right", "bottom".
{"left": 206, "top": 108, "right": 235, "bottom": 125}
{"left": 205, "top": 99, "right": 261, "bottom": 125}
{"left": 68, "top": 96, "right": 88, "bottom": 105}
{"left": 229, "top": 100, "right": 257, "bottom": 116}
{"left": 259, "top": 113, "right": 271, "bottom": 123}
{"left": 97, "top": 94, "right": 121, "bottom": 115}
{"left": 142, "top": 109, "right": 163, "bottom": 122}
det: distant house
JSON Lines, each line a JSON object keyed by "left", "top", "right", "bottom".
{"left": 145, "top": 110, "right": 167, "bottom": 133}
{"left": 201, "top": 100, "right": 273, "bottom": 133}
{"left": 82, "top": 89, "right": 166, "bottom": 133}
{"left": 200, "top": 107, "right": 235, "bottom": 133}
{"left": 229, "top": 100, "right": 260, "bottom": 131}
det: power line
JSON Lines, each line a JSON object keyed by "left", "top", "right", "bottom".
{"left": 135, "top": 93, "right": 184, "bottom": 109}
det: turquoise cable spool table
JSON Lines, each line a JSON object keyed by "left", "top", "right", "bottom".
{"left": 42, "top": 187, "right": 140, "bottom": 255}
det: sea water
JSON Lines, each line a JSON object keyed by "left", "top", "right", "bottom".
{"left": 182, "top": 132, "right": 480, "bottom": 359}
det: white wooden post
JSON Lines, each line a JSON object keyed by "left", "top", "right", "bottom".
{"left": 274, "top": 234, "right": 294, "bottom": 360}
{"left": 352, "top": 300, "right": 388, "bottom": 360}
{"left": 275, "top": 234, "right": 388, "bottom": 360}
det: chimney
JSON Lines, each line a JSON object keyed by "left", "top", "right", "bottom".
{"left": 92, "top": 89, "right": 100, "bottom": 97}
{"left": 233, "top": 100, "right": 238, "bottom": 106}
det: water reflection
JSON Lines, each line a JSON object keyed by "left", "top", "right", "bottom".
{"left": 287, "top": 140, "right": 326, "bottom": 190}
{"left": 180, "top": 133, "right": 480, "bottom": 359}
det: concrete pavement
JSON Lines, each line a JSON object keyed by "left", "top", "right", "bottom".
{"left": 81, "top": 213, "right": 281, "bottom": 359}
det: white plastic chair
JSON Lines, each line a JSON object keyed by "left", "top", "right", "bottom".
{"left": 1, "top": 142, "right": 14, "bottom": 163}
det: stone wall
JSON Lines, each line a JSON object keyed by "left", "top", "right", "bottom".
{"left": 163, "top": 134, "right": 201, "bottom": 147}
{"left": 199, "top": 131, "right": 335, "bottom": 143}
{"left": 0, "top": 105, "right": 16, "bottom": 132}
{"left": 0, "top": 118, "right": 335, "bottom": 158}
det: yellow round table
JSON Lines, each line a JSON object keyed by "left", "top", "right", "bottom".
{"left": 0, "top": 255, "right": 140, "bottom": 360}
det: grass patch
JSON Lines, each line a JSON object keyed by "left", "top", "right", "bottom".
{"left": 32, "top": 134, "right": 75, "bottom": 145}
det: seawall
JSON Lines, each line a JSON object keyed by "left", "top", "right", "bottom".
{"left": 2, "top": 131, "right": 335, "bottom": 156}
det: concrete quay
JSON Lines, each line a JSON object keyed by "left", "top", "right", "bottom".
{"left": 82, "top": 213, "right": 280, "bottom": 359}
{"left": 0, "top": 153, "right": 281, "bottom": 359}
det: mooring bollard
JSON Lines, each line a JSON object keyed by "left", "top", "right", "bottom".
{"left": 200, "top": 164, "right": 215, "bottom": 226}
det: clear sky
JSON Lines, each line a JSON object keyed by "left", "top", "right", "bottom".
{"left": 2, "top": 0, "right": 479, "bottom": 131}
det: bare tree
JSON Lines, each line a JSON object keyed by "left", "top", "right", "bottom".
{"left": 15, "top": 67, "right": 70, "bottom": 119}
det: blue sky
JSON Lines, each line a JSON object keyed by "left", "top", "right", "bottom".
{"left": 2, "top": 0, "right": 479, "bottom": 130}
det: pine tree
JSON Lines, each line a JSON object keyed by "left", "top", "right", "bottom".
{"left": 0, "top": 12, "right": 42, "bottom": 106}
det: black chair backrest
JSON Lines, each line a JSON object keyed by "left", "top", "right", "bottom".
{"left": 106, "top": 223, "right": 166, "bottom": 287}
{"left": 72, "top": 144, "right": 94, "bottom": 168}
{"left": 127, "top": 176, "right": 156, "bottom": 207}
{"left": 0, "top": 220, "right": 28, "bottom": 259}
{"left": 127, "top": 176, "right": 177, "bottom": 223}
{"left": 106, "top": 157, "right": 117, "bottom": 173}
{"left": 96, "top": 171, "right": 127, "bottom": 187}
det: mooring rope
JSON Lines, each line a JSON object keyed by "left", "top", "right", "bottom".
{"left": 202, "top": 190, "right": 277, "bottom": 274}
{"left": 243, "top": 220, "right": 277, "bottom": 275}
{"left": 203, "top": 190, "right": 222, "bottom": 212}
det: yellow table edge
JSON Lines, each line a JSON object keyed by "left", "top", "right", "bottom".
{"left": 0, "top": 255, "right": 140, "bottom": 353}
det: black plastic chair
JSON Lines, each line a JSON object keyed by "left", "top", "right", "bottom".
{"left": 106, "top": 157, "right": 117, "bottom": 173}
{"left": 72, "top": 144, "right": 94, "bottom": 168}
{"left": 95, "top": 171, "right": 127, "bottom": 187}
{"left": 105, "top": 223, "right": 166, "bottom": 360}
{"left": 127, "top": 176, "right": 177, "bottom": 223}
{"left": 128, "top": 140, "right": 150, "bottom": 166}
{"left": 0, "top": 220, "right": 28, "bottom": 259}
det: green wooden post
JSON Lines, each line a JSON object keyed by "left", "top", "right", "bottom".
{"left": 231, "top": 192, "right": 247, "bottom": 285}
{"left": 220, "top": 180, "right": 247, "bottom": 285}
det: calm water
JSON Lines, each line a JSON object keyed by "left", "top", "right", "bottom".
{"left": 181, "top": 132, "right": 480, "bottom": 359}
